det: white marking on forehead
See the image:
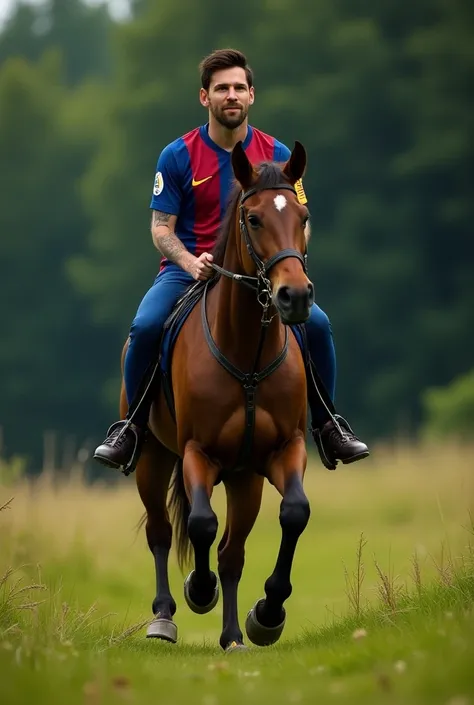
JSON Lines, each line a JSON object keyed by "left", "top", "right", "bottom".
{"left": 274, "top": 194, "right": 287, "bottom": 212}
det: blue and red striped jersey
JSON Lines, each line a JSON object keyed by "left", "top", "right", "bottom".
{"left": 150, "top": 123, "right": 292, "bottom": 269}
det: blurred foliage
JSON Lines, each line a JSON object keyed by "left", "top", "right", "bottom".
{"left": 422, "top": 369, "right": 474, "bottom": 440}
{"left": 0, "top": 0, "right": 472, "bottom": 467}
{"left": 0, "top": 453, "right": 26, "bottom": 485}
{"left": 0, "top": 0, "right": 111, "bottom": 85}
{"left": 0, "top": 46, "right": 111, "bottom": 463}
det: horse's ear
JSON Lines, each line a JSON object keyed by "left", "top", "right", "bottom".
{"left": 231, "top": 141, "right": 257, "bottom": 190}
{"left": 282, "top": 141, "right": 307, "bottom": 184}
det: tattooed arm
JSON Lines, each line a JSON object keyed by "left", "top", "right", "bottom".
{"left": 151, "top": 210, "right": 195, "bottom": 271}
{"left": 151, "top": 210, "right": 214, "bottom": 280}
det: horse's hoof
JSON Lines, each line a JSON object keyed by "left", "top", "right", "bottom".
{"left": 224, "top": 641, "right": 248, "bottom": 654}
{"left": 245, "top": 599, "right": 286, "bottom": 646}
{"left": 146, "top": 617, "right": 178, "bottom": 643}
{"left": 184, "top": 570, "right": 219, "bottom": 614}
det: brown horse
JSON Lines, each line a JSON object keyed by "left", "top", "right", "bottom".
{"left": 124, "top": 140, "right": 314, "bottom": 652}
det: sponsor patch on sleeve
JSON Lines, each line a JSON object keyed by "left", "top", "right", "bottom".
{"left": 153, "top": 171, "right": 164, "bottom": 196}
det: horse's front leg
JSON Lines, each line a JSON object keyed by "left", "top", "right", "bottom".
{"left": 183, "top": 441, "right": 221, "bottom": 614}
{"left": 217, "top": 472, "right": 264, "bottom": 652}
{"left": 246, "top": 434, "right": 310, "bottom": 646}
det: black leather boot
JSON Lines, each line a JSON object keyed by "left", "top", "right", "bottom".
{"left": 93, "top": 420, "right": 146, "bottom": 475}
{"left": 312, "top": 415, "right": 369, "bottom": 470}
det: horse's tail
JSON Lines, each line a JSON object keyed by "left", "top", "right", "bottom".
{"left": 135, "top": 512, "right": 147, "bottom": 534}
{"left": 167, "top": 459, "right": 192, "bottom": 572}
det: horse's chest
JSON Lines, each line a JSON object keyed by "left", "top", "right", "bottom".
{"left": 171, "top": 316, "right": 306, "bottom": 464}
{"left": 180, "top": 362, "right": 304, "bottom": 453}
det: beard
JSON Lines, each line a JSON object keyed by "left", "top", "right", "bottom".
{"left": 210, "top": 103, "right": 248, "bottom": 129}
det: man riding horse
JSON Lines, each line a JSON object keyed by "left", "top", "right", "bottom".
{"left": 93, "top": 48, "right": 369, "bottom": 473}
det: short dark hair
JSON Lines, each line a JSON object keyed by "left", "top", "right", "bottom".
{"left": 199, "top": 49, "right": 253, "bottom": 91}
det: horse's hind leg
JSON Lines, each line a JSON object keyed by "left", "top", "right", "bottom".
{"left": 136, "top": 434, "right": 178, "bottom": 642}
{"left": 218, "top": 473, "right": 264, "bottom": 652}
{"left": 246, "top": 436, "right": 310, "bottom": 647}
{"left": 182, "top": 442, "right": 221, "bottom": 614}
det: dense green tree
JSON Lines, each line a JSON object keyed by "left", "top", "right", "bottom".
{"left": 0, "top": 0, "right": 112, "bottom": 85}
{"left": 0, "top": 51, "right": 111, "bottom": 464}
{"left": 422, "top": 369, "right": 474, "bottom": 440}
{"left": 0, "top": 3, "right": 38, "bottom": 65}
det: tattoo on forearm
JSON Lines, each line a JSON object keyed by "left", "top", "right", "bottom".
{"left": 152, "top": 210, "right": 190, "bottom": 265}
{"left": 152, "top": 210, "right": 172, "bottom": 226}
{"left": 155, "top": 232, "right": 185, "bottom": 257}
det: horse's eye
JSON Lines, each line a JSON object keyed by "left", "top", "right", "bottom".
{"left": 302, "top": 214, "right": 309, "bottom": 226}
{"left": 247, "top": 214, "right": 261, "bottom": 229}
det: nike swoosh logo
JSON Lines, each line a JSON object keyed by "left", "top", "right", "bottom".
{"left": 192, "top": 175, "right": 213, "bottom": 187}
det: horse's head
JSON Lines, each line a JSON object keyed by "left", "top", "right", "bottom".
{"left": 231, "top": 141, "right": 314, "bottom": 324}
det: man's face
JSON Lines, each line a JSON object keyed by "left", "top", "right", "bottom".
{"left": 200, "top": 67, "right": 255, "bottom": 129}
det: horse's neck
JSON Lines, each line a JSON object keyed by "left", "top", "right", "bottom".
{"left": 209, "top": 252, "right": 284, "bottom": 373}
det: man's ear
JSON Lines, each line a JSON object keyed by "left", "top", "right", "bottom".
{"left": 200, "top": 88, "right": 210, "bottom": 107}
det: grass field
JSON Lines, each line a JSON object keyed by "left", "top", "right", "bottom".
{"left": 1, "top": 441, "right": 474, "bottom": 704}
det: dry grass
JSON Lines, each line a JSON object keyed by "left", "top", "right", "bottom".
{"left": 2, "top": 440, "right": 473, "bottom": 551}
{"left": 0, "top": 441, "right": 473, "bottom": 705}
{"left": 0, "top": 439, "right": 473, "bottom": 641}
{"left": 343, "top": 532, "right": 367, "bottom": 617}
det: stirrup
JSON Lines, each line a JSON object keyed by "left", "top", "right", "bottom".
{"left": 310, "top": 413, "right": 349, "bottom": 472}
{"left": 311, "top": 425, "right": 338, "bottom": 471}
{"left": 123, "top": 422, "right": 147, "bottom": 476}
{"left": 105, "top": 420, "right": 146, "bottom": 476}
{"left": 311, "top": 414, "right": 361, "bottom": 471}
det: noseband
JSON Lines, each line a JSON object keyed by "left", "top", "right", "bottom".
{"left": 211, "top": 183, "right": 308, "bottom": 325}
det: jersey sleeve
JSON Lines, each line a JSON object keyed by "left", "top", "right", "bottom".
{"left": 274, "top": 141, "right": 292, "bottom": 162}
{"left": 149, "top": 144, "right": 182, "bottom": 214}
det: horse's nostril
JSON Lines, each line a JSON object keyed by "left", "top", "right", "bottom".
{"left": 308, "top": 282, "right": 314, "bottom": 305}
{"left": 277, "top": 286, "right": 291, "bottom": 308}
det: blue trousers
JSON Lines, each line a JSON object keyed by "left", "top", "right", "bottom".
{"left": 124, "top": 265, "right": 336, "bottom": 428}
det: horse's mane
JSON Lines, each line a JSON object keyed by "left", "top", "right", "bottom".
{"left": 212, "top": 161, "right": 291, "bottom": 267}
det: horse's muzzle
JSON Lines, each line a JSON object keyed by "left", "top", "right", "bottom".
{"left": 273, "top": 283, "right": 314, "bottom": 324}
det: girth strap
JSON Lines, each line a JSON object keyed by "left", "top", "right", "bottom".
{"left": 201, "top": 280, "right": 289, "bottom": 469}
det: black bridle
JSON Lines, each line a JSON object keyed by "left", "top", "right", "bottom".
{"left": 210, "top": 183, "right": 308, "bottom": 325}
{"left": 202, "top": 182, "right": 309, "bottom": 470}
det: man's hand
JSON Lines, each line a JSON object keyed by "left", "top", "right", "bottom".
{"left": 188, "top": 252, "right": 214, "bottom": 281}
